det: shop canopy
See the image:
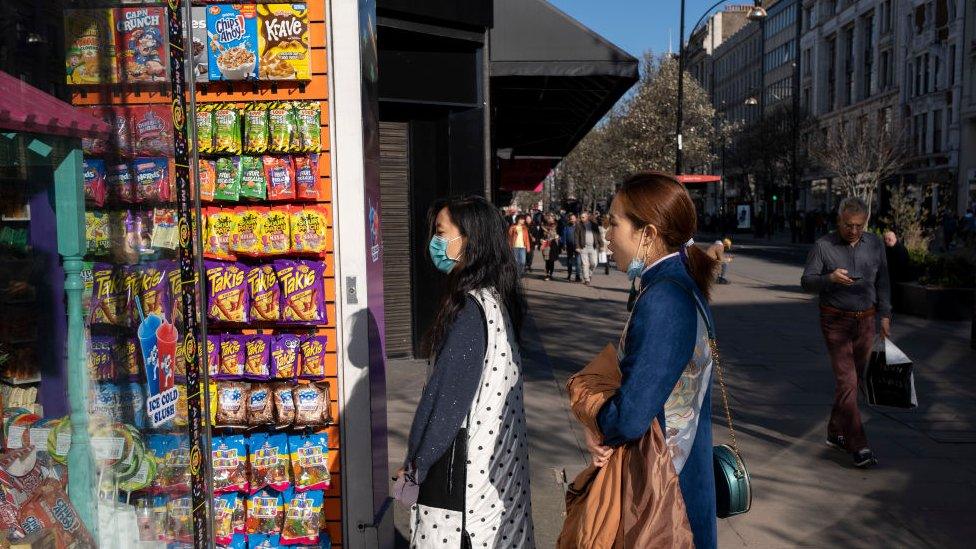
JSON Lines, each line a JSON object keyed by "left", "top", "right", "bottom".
{"left": 677, "top": 174, "right": 722, "bottom": 184}
{"left": 0, "top": 70, "right": 109, "bottom": 140}
{"left": 490, "top": 0, "right": 638, "bottom": 161}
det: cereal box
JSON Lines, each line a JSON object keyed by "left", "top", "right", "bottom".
{"left": 65, "top": 9, "right": 117, "bottom": 85}
{"left": 257, "top": 4, "right": 310, "bottom": 81}
{"left": 207, "top": 4, "right": 260, "bottom": 81}
{"left": 114, "top": 7, "right": 170, "bottom": 83}
{"left": 191, "top": 7, "right": 210, "bottom": 83}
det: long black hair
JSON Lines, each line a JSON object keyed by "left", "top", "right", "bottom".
{"left": 421, "top": 196, "right": 527, "bottom": 358}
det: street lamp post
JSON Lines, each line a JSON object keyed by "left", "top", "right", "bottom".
{"left": 676, "top": 1, "right": 768, "bottom": 176}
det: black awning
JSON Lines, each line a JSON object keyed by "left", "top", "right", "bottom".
{"left": 490, "top": 0, "right": 638, "bottom": 158}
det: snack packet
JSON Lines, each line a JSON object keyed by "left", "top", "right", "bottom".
{"left": 292, "top": 384, "right": 325, "bottom": 428}
{"left": 295, "top": 102, "right": 321, "bottom": 153}
{"left": 174, "top": 384, "right": 188, "bottom": 427}
{"left": 131, "top": 105, "right": 175, "bottom": 157}
{"left": 138, "top": 262, "right": 171, "bottom": 321}
{"left": 120, "top": 338, "right": 141, "bottom": 380}
{"left": 245, "top": 336, "right": 272, "bottom": 380}
{"left": 214, "top": 493, "right": 238, "bottom": 545}
{"left": 220, "top": 534, "right": 247, "bottom": 549}
{"left": 248, "top": 264, "right": 281, "bottom": 322}
{"left": 249, "top": 432, "right": 290, "bottom": 493}
{"left": 249, "top": 534, "right": 284, "bottom": 549}
{"left": 232, "top": 491, "right": 247, "bottom": 533}
{"left": 110, "top": 106, "right": 133, "bottom": 156}
{"left": 217, "top": 335, "right": 246, "bottom": 380}
{"left": 86, "top": 210, "right": 111, "bottom": 256}
{"left": 204, "top": 208, "right": 238, "bottom": 260}
{"left": 90, "top": 382, "right": 122, "bottom": 421}
{"left": 247, "top": 487, "right": 285, "bottom": 535}
{"left": 206, "top": 335, "right": 221, "bottom": 378}
{"left": 264, "top": 155, "right": 296, "bottom": 201}
{"left": 196, "top": 103, "right": 215, "bottom": 154}
{"left": 231, "top": 207, "right": 264, "bottom": 255}
{"left": 248, "top": 383, "right": 274, "bottom": 426}
{"left": 240, "top": 156, "right": 268, "bottom": 200}
{"left": 150, "top": 208, "right": 179, "bottom": 250}
{"left": 17, "top": 479, "right": 96, "bottom": 549}
{"left": 268, "top": 102, "right": 298, "bottom": 152}
{"left": 260, "top": 207, "right": 291, "bottom": 255}
{"left": 214, "top": 156, "right": 242, "bottom": 202}
{"left": 276, "top": 260, "right": 326, "bottom": 324}
{"left": 293, "top": 154, "right": 319, "bottom": 200}
{"left": 206, "top": 4, "right": 259, "bottom": 81}
{"left": 271, "top": 334, "right": 301, "bottom": 379}
{"left": 89, "top": 336, "right": 117, "bottom": 381}
{"left": 244, "top": 104, "right": 271, "bottom": 153}
{"left": 281, "top": 490, "right": 324, "bottom": 545}
{"left": 132, "top": 158, "right": 171, "bottom": 203}
{"left": 290, "top": 206, "right": 329, "bottom": 255}
{"left": 299, "top": 335, "right": 327, "bottom": 380}
{"left": 214, "top": 104, "right": 243, "bottom": 154}
{"left": 90, "top": 264, "right": 123, "bottom": 325}
{"left": 167, "top": 495, "right": 193, "bottom": 542}
{"left": 108, "top": 163, "right": 135, "bottom": 203}
{"left": 273, "top": 383, "right": 296, "bottom": 426}
{"left": 198, "top": 158, "right": 217, "bottom": 202}
{"left": 206, "top": 261, "right": 249, "bottom": 323}
{"left": 215, "top": 381, "right": 249, "bottom": 426}
{"left": 84, "top": 158, "right": 107, "bottom": 206}
{"left": 289, "top": 433, "right": 331, "bottom": 491}
{"left": 212, "top": 434, "right": 249, "bottom": 493}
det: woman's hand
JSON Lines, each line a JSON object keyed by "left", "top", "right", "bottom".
{"left": 585, "top": 428, "right": 613, "bottom": 468}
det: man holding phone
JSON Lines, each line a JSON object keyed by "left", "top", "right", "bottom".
{"left": 801, "top": 197, "right": 892, "bottom": 468}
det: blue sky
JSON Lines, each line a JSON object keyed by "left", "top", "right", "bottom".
{"left": 549, "top": 0, "right": 737, "bottom": 57}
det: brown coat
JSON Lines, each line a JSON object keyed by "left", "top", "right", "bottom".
{"left": 558, "top": 344, "right": 694, "bottom": 549}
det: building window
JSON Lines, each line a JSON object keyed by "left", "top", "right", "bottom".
{"left": 932, "top": 109, "right": 942, "bottom": 153}
{"left": 827, "top": 36, "right": 837, "bottom": 111}
{"left": 844, "top": 26, "right": 855, "bottom": 106}
{"left": 803, "top": 48, "right": 812, "bottom": 76}
{"left": 921, "top": 112, "right": 928, "bottom": 154}
{"left": 924, "top": 53, "right": 930, "bottom": 94}
{"left": 863, "top": 12, "right": 875, "bottom": 99}
{"left": 948, "top": 45, "right": 956, "bottom": 86}
{"left": 881, "top": 0, "right": 893, "bottom": 34}
{"left": 879, "top": 50, "right": 892, "bottom": 91}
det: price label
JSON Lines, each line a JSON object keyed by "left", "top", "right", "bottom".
{"left": 91, "top": 436, "right": 125, "bottom": 460}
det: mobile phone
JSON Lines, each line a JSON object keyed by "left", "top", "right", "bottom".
{"left": 849, "top": 275, "right": 863, "bottom": 281}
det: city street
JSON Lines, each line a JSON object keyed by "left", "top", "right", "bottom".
{"left": 388, "top": 239, "right": 976, "bottom": 548}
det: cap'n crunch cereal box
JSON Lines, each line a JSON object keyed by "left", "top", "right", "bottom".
{"left": 65, "top": 9, "right": 118, "bottom": 85}
{"left": 257, "top": 4, "right": 310, "bottom": 81}
{"left": 207, "top": 4, "right": 260, "bottom": 81}
{"left": 114, "top": 7, "right": 170, "bottom": 83}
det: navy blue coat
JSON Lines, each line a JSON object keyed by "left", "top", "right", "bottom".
{"left": 597, "top": 255, "right": 718, "bottom": 549}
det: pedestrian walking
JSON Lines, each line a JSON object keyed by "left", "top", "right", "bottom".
{"left": 540, "top": 213, "right": 561, "bottom": 281}
{"left": 570, "top": 172, "right": 721, "bottom": 549}
{"left": 396, "top": 196, "right": 534, "bottom": 548}
{"left": 801, "top": 197, "right": 891, "bottom": 469}
{"left": 508, "top": 215, "right": 532, "bottom": 275}
{"left": 600, "top": 215, "right": 613, "bottom": 275}
{"left": 524, "top": 214, "right": 540, "bottom": 273}
{"left": 561, "top": 213, "right": 580, "bottom": 282}
{"left": 574, "top": 211, "right": 603, "bottom": 285}
{"left": 706, "top": 238, "right": 733, "bottom": 284}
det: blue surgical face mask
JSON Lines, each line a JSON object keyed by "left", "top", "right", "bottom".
{"left": 429, "top": 235, "right": 462, "bottom": 274}
{"left": 626, "top": 229, "right": 648, "bottom": 281}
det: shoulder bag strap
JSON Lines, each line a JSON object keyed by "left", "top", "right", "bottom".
{"left": 658, "top": 278, "right": 741, "bottom": 461}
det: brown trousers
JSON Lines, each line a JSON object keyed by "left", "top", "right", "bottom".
{"left": 819, "top": 310, "right": 875, "bottom": 451}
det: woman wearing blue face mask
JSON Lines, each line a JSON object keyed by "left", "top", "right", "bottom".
{"left": 575, "top": 172, "right": 721, "bottom": 549}
{"left": 396, "top": 196, "right": 535, "bottom": 548}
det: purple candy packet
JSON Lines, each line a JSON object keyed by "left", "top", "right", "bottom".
{"left": 216, "top": 334, "right": 246, "bottom": 380}
{"left": 275, "top": 259, "right": 326, "bottom": 325}
{"left": 206, "top": 334, "right": 222, "bottom": 379}
{"left": 270, "top": 334, "right": 301, "bottom": 380}
{"left": 298, "top": 335, "right": 328, "bottom": 380}
{"left": 244, "top": 335, "right": 272, "bottom": 380}
{"left": 206, "top": 260, "right": 249, "bottom": 324}
{"left": 89, "top": 336, "right": 117, "bottom": 381}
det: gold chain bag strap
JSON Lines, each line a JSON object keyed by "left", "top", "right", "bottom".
{"left": 662, "top": 278, "right": 751, "bottom": 518}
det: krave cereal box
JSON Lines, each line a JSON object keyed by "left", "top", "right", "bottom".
{"left": 65, "top": 9, "right": 117, "bottom": 85}
{"left": 207, "top": 4, "right": 259, "bottom": 81}
{"left": 191, "top": 7, "right": 210, "bottom": 83}
{"left": 257, "top": 4, "right": 310, "bottom": 81}
{"left": 114, "top": 7, "right": 170, "bottom": 83}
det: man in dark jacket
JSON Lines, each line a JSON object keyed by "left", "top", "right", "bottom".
{"left": 883, "top": 231, "right": 914, "bottom": 283}
{"left": 561, "top": 214, "right": 580, "bottom": 282}
{"left": 573, "top": 211, "right": 604, "bottom": 285}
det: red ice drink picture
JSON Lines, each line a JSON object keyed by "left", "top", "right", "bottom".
{"left": 155, "top": 321, "right": 178, "bottom": 392}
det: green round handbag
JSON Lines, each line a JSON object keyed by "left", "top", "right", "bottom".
{"left": 710, "top": 339, "right": 752, "bottom": 518}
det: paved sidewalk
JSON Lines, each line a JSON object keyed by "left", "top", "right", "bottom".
{"left": 386, "top": 246, "right": 976, "bottom": 547}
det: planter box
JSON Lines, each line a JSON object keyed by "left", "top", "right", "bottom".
{"left": 894, "top": 282, "right": 975, "bottom": 321}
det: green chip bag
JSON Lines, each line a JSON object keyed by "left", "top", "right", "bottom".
{"left": 240, "top": 156, "right": 267, "bottom": 200}
{"left": 295, "top": 102, "right": 321, "bottom": 153}
{"left": 196, "top": 104, "right": 215, "bottom": 155}
{"left": 268, "top": 102, "right": 298, "bottom": 153}
{"left": 214, "top": 104, "right": 243, "bottom": 154}
{"left": 214, "top": 156, "right": 242, "bottom": 202}
{"left": 244, "top": 104, "right": 270, "bottom": 154}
